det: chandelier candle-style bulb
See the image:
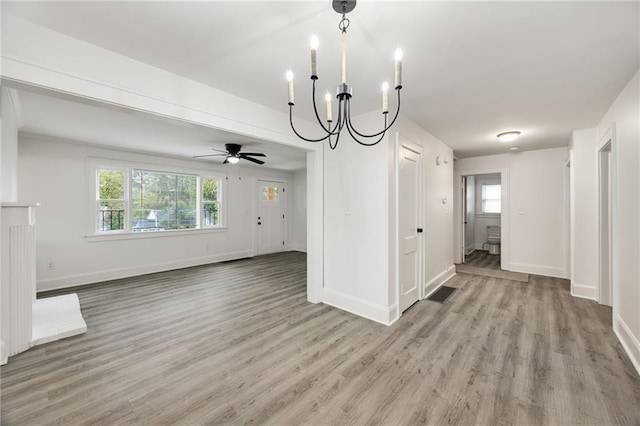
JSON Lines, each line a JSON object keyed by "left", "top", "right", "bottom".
{"left": 394, "top": 48, "right": 403, "bottom": 89}
{"left": 310, "top": 36, "right": 319, "bottom": 78}
{"left": 286, "top": 70, "right": 295, "bottom": 105}
{"left": 325, "top": 91, "right": 333, "bottom": 121}
{"left": 381, "top": 82, "right": 389, "bottom": 113}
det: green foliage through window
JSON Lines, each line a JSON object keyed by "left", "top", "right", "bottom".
{"left": 96, "top": 167, "right": 222, "bottom": 233}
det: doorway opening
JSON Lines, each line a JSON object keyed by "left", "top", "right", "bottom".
{"left": 455, "top": 169, "right": 510, "bottom": 272}
{"left": 460, "top": 173, "right": 502, "bottom": 270}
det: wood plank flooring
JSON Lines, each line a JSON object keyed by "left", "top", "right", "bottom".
{"left": 2, "top": 251, "right": 640, "bottom": 425}
{"left": 463, "top": 250, "right": 501, "bottom": 270}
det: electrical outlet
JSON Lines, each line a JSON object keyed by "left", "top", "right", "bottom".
{"left": 46, "top": 262, "right": 55, "bottom": 270}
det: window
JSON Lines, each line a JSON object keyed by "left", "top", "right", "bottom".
{"left": 262, "top": 185, "right": 279, "bottom": 202}
{"left": 481, "top": 184, "right": 501, "bottom": 214}
{"left": 94, "top": 164, "right": 223, "bottom": 235}
{"left": 202, "top": 178, "right": 220, "bottom": 227}
{"left": 132, "top": 171, "right": 197, "bottom": 231}
{"left": 97, "top": 169, "right": 125, "bottom": 232}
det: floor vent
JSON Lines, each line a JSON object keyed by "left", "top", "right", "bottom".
{"left": 427, "top": 286, "right": 457, "bottom": 304}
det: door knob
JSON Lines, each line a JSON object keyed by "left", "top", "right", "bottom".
{"left": 258, "top": 222, "right": 262, "bottom": 225}
{"left": 417, "top": 228, "right": 423, "bottom": 233}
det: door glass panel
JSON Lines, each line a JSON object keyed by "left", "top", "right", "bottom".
{"left": 262, "top": 186, "right": 279, "bottom": 202}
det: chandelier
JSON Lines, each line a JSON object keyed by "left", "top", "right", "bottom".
{"left": 286, "top": 0, "right": 403, "bottom": 149}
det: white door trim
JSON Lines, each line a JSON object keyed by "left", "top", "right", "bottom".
{"left": 596, "top": 124, "right": 617, "bottom": 315}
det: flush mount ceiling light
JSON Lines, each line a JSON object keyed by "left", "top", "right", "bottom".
{"left": 286, "top": 0, "right": 403, "bottom": 149}
{"left": 497, "top": 131, "right": 521, "bottom": 142}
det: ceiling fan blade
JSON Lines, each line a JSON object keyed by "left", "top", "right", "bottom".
{"left": 193, "top": 154, "right": 227, "bottom": 158}
{"left": 240, "top": 155, "right": 265, "bottom": 165}
{"left": 239, "top": 152, "right": 266, "bottom": 157}
{"left": 210, "top": 147, "right": 228, "bottom": 153}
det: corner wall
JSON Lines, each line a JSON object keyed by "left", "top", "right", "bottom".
{"left": 568, "top": 128, "right": 599, "bottom": 299}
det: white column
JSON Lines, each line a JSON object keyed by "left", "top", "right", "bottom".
{"left": 1, "top": 202, "right": 38, "bottom": 363}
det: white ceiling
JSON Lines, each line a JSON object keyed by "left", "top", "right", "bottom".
{"left": 3, "top": 1, "right": 639, "bottom": 158}
{"left": 16, "top": 89, "right": 309, "bottom": 171}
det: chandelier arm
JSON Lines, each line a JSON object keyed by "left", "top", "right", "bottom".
{"left": 346, "top": 89, "right": 401, "bottom": 139}
{"left": 311, "top": 79, "right": 339, "bottom": 135}
{"left": 345, "top": 99, "right": 387, "bottom": 146}
{"left": 332, "top": 100, "right": 348, "bottom": 149}
{"left": 289, "top": 105, "right": 332, "bottom": 142}
{"left": 327, "top": 98, "right": 348, "bottom": 150}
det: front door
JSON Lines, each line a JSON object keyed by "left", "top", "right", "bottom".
{"left": 399, "top": 144, "right": 422, "bottom": 312}
{"left": 257, "top": 180, "right": 286, "bottom": 255}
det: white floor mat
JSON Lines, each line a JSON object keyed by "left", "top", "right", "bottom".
{"left": 32, "top": 293, "right": 87, "bottom": 346}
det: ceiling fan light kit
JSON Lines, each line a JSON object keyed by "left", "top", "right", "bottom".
{"left": 287, "top": 0, "right": 403, "bottom": 149}
{"left": 193, "top": 143, "right": 266, "bottom": 165}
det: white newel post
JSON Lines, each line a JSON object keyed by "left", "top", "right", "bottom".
{"left": 1, "top": 202, "right": 39, "bottom": 364}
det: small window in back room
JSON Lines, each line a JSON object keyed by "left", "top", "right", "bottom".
{"left": 481, "top": 184, "right": 501, "bottom": 214}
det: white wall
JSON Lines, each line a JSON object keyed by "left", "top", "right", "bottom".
{"left": 455, "top": 147, "right": 569, "bottom": 278}
{"left": 291, "top": 169, "right": 307, "bottom": 252}
{"left": 597, "top": 70, "right": 640, "bottom": 373}
{"left": 322, "top": 112, "right": 392, "bottom": 323}
{"left": 18, "top": 134, "right": 297, "bottom": 291}
{"left": 1, "top": 88, "right": 20, "bottom": 202}
{"left": 568, "top": 128, "right": 599, "bottom": 299}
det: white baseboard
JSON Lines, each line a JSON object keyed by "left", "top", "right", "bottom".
{"left": 509, "top": 262, "right": 567, "bottom": 279}
{"left": 322, "top": 287, "right": 397, "bottom": 326}
{"left": 424, "top": 264, "right": 456, "bottom": 299}
{"left": 570, "top": 282, "right": 597, "bottom": 300}
{"left": 289, "top": 244, "right": 307, "bottom": 253}
{"left": 1, "top": 339, "right": 7, "bottom": 366}
{"left": 36, "top": 249, "right": 255, "bottom": 292}
{"left": 614, "top": 315, "right": 640, "bottom": 376}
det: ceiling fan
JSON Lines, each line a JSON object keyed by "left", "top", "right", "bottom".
{"left": 193, "top": 143, "right": 266, "bottom": 165}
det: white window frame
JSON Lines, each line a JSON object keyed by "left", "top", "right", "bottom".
{"left": 87, "top": 158, "right": 227, "bottom": 241}
{"left": 481, "top": 184, "right": 501, "bottom": 215}
{"left": 96, "top": 166, "right": 128, "bottom": 233}
{"left": 201, "top": 176, "right": 222, "bottom": 228}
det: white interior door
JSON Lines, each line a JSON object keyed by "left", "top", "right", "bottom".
{"left": 257, "top": 180, "right": 285, "bottom": 255}
{"left": 399, "top": 144, "right": 422, "bottom": 313}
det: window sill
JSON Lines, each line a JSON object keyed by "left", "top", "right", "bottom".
{"left": 476, "top": 214, "right": 501, "bottom": 219}
{"left": 85, "top": 227, "right": 228, "bottom": 242}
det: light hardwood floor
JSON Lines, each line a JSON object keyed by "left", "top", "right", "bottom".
{"left": 2, "top": 251, "right": 640, "bottom": 425}
{"left": 463, "top": 250, "right": 501, "bottom": 270}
